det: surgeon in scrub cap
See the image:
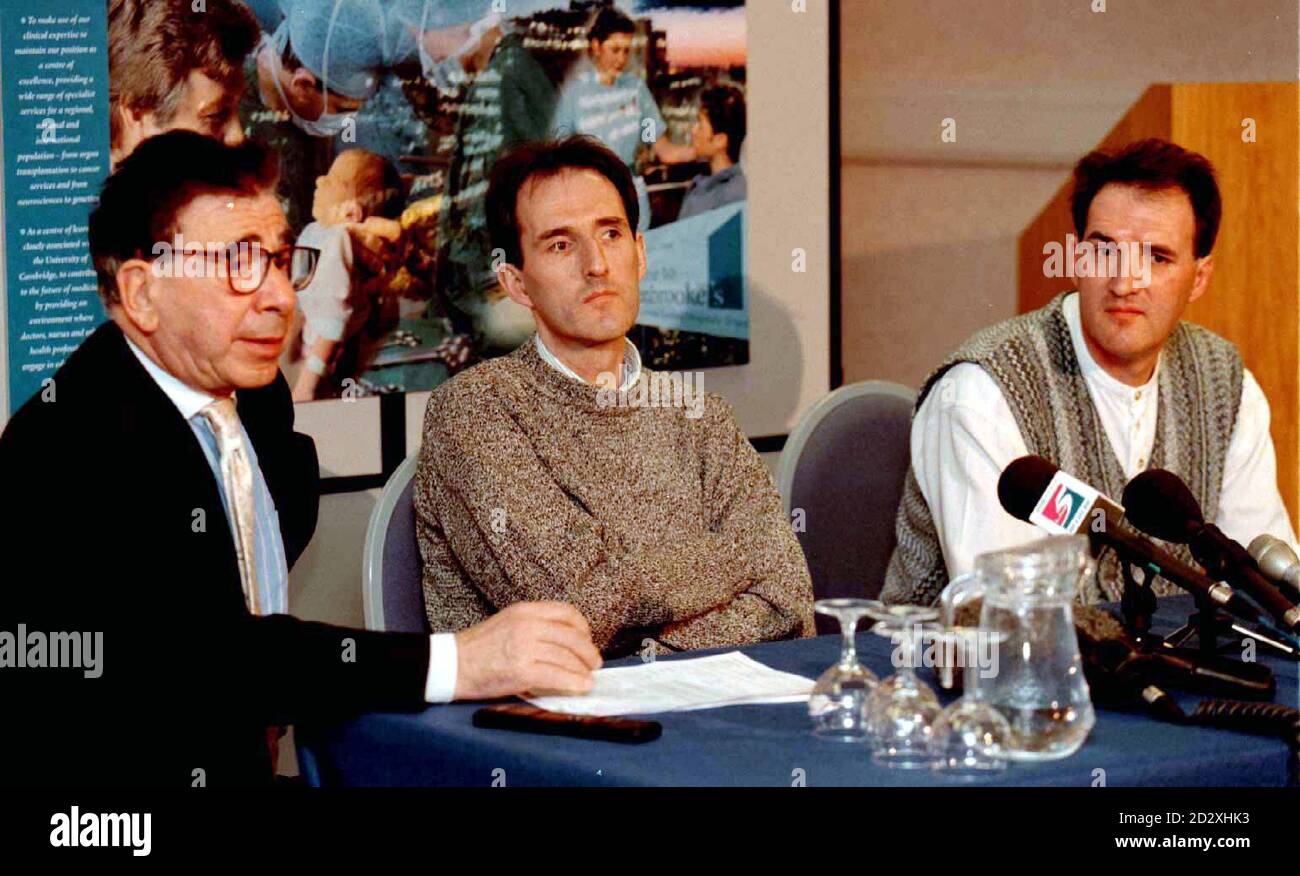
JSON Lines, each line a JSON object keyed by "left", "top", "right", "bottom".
{"left": 252, "top": 0, "right": 390, "bottom": 138}
{"left": 241, "top": 0, "right": 289, "bottom": 32}
{"left": 386, "top": 0, "right": 557, "bottom": 95}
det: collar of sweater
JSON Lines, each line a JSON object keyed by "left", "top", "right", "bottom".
{"left": 511, "top": 335, "right": 648, "bottom": 417}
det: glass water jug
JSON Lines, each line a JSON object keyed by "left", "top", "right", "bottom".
{"left": 942, "top": 535, "right": 1097, "bottom": 761}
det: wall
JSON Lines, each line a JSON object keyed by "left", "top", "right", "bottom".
{"left": 840, "top": 0, "right": 1300, "bottom": 389}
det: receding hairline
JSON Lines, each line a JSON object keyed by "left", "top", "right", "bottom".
{"left": 1082, "top": 181, "right": 1198, "bottom": 248}
{"left": 515, "top": 167, "right": 633, "bottom": 239}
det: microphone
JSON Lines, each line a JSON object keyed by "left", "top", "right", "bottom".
{"left": 1247, "top": 534, "right": 1300, "bottom": 605}
{"left": 997, "top": 456, "right": 1260, "bottom": 623}
{"left": 1123, "top": 470, "right": 1300, "bottom": 635}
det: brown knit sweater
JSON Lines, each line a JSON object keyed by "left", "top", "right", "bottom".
{"left": 414, "top": 335, "right": 815, "bottom": 656}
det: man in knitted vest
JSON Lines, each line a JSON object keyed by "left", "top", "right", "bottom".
{"left": 415, "top": 136, "right": 815, "bottom": 657}
{"left": 884, "top": 138, "right": 1297, "bottom": 606}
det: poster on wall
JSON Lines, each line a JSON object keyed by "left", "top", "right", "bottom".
{"left": 251, "top": 0, "right": 751, "bottom": 404}
{"left": 0, "top": 0, "right": 110, "bottom": 415}
{"left": 1, "top": 0, "right": 749, "bottom": 435}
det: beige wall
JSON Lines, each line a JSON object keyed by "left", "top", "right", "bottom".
{"left": 841, "top": 163, "right": 1063, "bottom": 387}
{"left": 840, "top": 0, "right": 1300, "bottom": 388}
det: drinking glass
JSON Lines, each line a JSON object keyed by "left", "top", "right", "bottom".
{"left": 932, "top": 626, "right": 1011, "bottom": 775}
{"left": 808, "top": 599, "right": 881, "bottom": 741}
{"left": 863, "top": 604, "right": 943, "bottom": 768}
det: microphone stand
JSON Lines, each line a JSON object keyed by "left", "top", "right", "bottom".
{"left": 1119, "top": 560, "right": 1159, "bottom": 647}
{"left": 1117, "top": 561, "right": 1299, "bottom": 660}
{"left": 1157, "top": 594, "right": 1224, "bottom": 656}
{"left": 1163, "top": 608, "right": 1300, "bottom": 660}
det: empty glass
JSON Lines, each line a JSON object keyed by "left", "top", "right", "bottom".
{"left": 863, "top": 604, "right": 943, "bottom": 768}
{"left": 931, "top": 626, "right": 1011, "bottom": 775}
{"left": 808, "top": 599, "right": 880, "bottom": 741}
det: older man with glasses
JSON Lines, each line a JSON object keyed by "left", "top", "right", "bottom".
{"left": 0, "top": 132, "right": 600, "bottom": 788}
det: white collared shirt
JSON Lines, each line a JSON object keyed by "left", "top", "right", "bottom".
{"left": 125, "top": 336, "right": 218, "bottom": 420}
{"left": 911, "top": 292, "right": 1299, "bottom": 579}
{"left": 534, "top": 333, "right": 642, "bottom": 391}
{"left": 124, "top": 336, "right": 458, "bottom": 703}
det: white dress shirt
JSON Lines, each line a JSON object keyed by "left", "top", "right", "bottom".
{"left": 535, "top": 333, "right": 643, "bottom": 390}
{"left": 912, "top": 292, "right": 1299, "bottom": 578}
{"left": 124, "top": 337, "right": 458, "bottom": 703}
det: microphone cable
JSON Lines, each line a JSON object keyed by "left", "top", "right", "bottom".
{"left": 1183, "top": 699, "right": 1300, "bottom": 788}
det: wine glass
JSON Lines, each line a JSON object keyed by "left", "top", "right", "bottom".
{"left": 932, "top": 626, "right": 1011, "bottom": 776}
{"left": 863, "top": 604, "right": 943, "bottom": 768}
{"left": 808, "top": 599, "right": 881, "bottom": 741}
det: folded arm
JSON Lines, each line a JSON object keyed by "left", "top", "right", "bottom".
{"left": 654, "top": 396, "right": 815, "bottom": 650}
{"left": 418, "top": 388, "right": 761, "bottom": 650}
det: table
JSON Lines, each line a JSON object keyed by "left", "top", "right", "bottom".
{"left": 297, "top": 597, "right": 1298, "bottom": 786}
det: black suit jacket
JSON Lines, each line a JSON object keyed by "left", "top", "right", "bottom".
{"left": 0, "top": 322, "right": 430, "bottom": 787}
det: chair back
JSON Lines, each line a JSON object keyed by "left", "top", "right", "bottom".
{"left": 362, "top": 452, "right": 429, "bottom": 633}
{"left": 777, "top": 381, "right": 917, "bottom": 629}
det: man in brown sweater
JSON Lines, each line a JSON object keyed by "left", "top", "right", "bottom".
{"left": 415, "top": 136, "right": 815, "bottom": 657}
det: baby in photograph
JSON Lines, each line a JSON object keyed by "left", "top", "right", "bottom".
{"left": 283, "top": 148, "right": 407, "bottom": 401}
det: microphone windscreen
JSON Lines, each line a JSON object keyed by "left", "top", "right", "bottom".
{"left": 997, "top": 455, "right": 1059, "bottom": 522}
{"left": 1122, "top": 469, "right": 1204, "bottom": 543}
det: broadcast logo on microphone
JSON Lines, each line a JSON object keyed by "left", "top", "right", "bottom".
{"left": 1029, "top": 471, "right": 1100, "bottom": 535}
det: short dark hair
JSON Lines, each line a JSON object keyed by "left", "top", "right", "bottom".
{"left": 1070, "top": 138, "right": 1221, "bottom": 258}
{"left": 89, "top": 131, "right": 280, "bottom": 306}
{"left": 486, "top": 136, "right": 640, "bottom": 268}
{"left": 699, "top": 85, "right": 747, "bottom": 164}
{"left": 108, "top": 0, "right": 259, "bottom": 150}
{"left": 589, "top": 7, "right": 636, "bottom": 43}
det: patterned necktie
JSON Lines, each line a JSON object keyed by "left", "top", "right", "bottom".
{"left": 200, "top": 398, "right": 261, "bottom": 616}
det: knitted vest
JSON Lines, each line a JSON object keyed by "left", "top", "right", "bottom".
{"left": 882, "top": 293, "right": 1243, "bottom": 606}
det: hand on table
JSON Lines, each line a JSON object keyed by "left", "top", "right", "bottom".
{"left": 454, "top": 602, "right": 602, "bottom": 700}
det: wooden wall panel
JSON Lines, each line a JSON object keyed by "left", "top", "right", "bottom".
{"left": 1174, "top": 84, "right": 1299, "bottom": 523}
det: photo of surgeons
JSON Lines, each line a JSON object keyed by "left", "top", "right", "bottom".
{"left": 109, "top": 0, "right": 751, "bottom": 402}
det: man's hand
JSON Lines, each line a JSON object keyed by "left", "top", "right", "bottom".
{"left": 453, "top": 602, "right": 601, "bottom": 700}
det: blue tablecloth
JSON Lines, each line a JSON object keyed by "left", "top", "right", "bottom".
{"left": 298, "top": 597, "right": 1298, "bottom": 786}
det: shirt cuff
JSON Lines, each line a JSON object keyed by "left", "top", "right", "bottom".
{"left": 423, "top": 633, "right": 458, "bottom": 703}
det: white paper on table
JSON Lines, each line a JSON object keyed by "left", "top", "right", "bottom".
{"left": 525, "top": 651, "right": 815, "bottom": 717}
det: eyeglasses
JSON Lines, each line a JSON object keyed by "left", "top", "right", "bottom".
{"left": 231, "top": 245, "right": 320, "bottom": 294}
{"left": 152, "top": 244, "right": 321, "bottom": 295}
